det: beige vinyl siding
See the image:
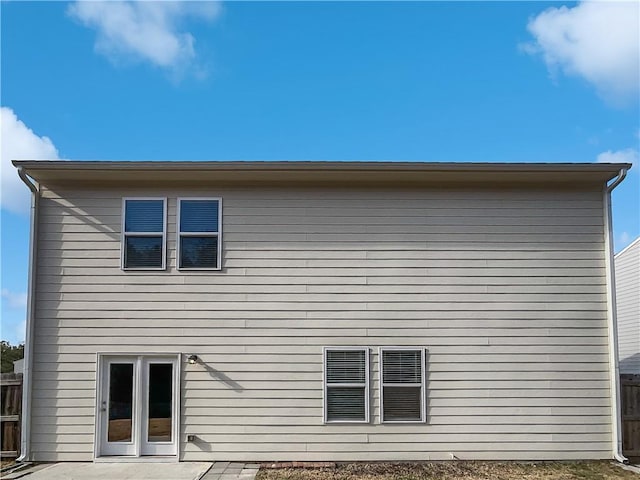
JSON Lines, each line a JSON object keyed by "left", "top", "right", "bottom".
{"left": 615, "top": 238, "right": 640, "bottom": 374}
{"left": 30, "top": 185, "right": 611, "bottom": 462}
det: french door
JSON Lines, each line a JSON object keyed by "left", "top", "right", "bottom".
{"left": 97, "top": 355, "right": 179, "bottom": 457}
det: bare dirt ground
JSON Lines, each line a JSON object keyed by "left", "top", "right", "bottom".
{"left": 256, "top": 461, "right": 638, "bottom": 480}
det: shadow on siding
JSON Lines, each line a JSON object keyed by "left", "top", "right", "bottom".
{"left": 201, "top": 362, "right": 244, "bottom": 393}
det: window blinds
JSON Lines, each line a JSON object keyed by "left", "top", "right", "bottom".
{"left": 381, "top": 349, "right": 424, "bottom": 422}
{"left": 325, "top": 349, "right": 368, "bottom": 422}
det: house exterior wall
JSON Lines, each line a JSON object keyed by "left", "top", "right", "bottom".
{"left": 30, "top": 183, "right": 612, "bottom": 462}
{"left": 615, "top": 238, "right": 640, "bottom": 374}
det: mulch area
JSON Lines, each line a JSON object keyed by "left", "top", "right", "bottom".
{"left": 256, "top": 461, "right": 637, "bottom": 480}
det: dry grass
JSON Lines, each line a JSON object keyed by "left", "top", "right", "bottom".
{"left": 257, "top": 461, "right": 638, "bottom": 480}
{"left": 1, "top": 458, "right": 16, "bottom": 468}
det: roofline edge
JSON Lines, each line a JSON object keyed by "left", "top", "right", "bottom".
{"left": 11, "top": 159, "right": 634, "bottom": 173}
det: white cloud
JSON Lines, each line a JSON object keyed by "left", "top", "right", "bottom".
{"left": 67, "top": 1, "right": 221, "bottom": 74}
{"left": 1, "top": 289, "right": 27, "bottom": 309}
{"left": 596, "top": 148, "right": 639, "bottom": 168}
{"left": 1, "top": 107, "right": 60, "bottom": 215}
{"left": 523, "top": 1, "right": 639, "bottom": 105}
{"left": 619, "top": 231, "right": 631, "bottom": 246}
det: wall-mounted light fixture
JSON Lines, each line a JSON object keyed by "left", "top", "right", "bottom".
{"left": 187, "top": 354, "right": 198, "bottom": 365}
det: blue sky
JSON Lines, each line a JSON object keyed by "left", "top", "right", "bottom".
{"left": 1, "top": 1, "right": 639, "bottom": 345}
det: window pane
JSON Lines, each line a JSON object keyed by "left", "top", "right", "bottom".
{"left": 382, "top": 350, "right": 422, "bottom": 383}
{"left": 326, "top": 350, "right": 366, "bottom": 384}
{"left": 383, "top": 386, "right": 422, "bottom": 422}
{"left": 180, "top": 200, "right": 219, "bottom": 233}
{"left": 125, "top": 200, "right": 164, "bottom": 233}
{"left": 326, "top": 387, "right": 365, "bottom": 421}
{"left": 108, "top": 363, "right": 134, "bottom": 442}
{"left": 148, "top": 364, "right": 173, "bottom": 443}
{"left": 125, "top": 236, "right": 163, "bottom": 268}
{"left": 180, "top": 236, "right": 218, "bottom": 269}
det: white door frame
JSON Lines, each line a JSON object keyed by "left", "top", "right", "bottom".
{"left": 140, "top": 356, "right": 180, "bottom": 456}
{"left": 95, "top": 353, "right": 180, "bottom": 458}
{"left": 97, "top": 356, "right": 138, "bottom": 456}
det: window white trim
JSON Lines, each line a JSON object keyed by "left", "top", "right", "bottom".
{"left": 176, "top": 197, "right": 222, "bottom": 271}
{"left": 121, "top": 197, "right": 167, "bottom": 271}
{"left": 379, "top": 347, "right": 426, "bottom": 424}
{"left": 322, "top": 346, "right": 370, "bottom": 424}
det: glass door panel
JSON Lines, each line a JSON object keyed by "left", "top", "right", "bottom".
{"left": 147, "top": 363, "right": 173, "bottom": 442}
{"left": 108, "top": 363, "right": 134, "bottom": 442}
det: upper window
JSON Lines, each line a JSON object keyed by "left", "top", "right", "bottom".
{"left": 323, "top": 348, "right": 369, "bottom": 423}
{"left": 380, "top": 348, "right": 426, "bottom": 423}
{"left": 122, "top": 198, "right": 167, "bottom": 270}
{"left": 177, "top": 198, "right": 222, "bottom": 270}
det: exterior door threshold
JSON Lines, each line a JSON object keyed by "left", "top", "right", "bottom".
{"left": 95, "top": 456, "right": 179, "bottom": 463}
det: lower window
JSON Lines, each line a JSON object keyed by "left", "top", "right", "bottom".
{"left": 323, "top": 348, "right": 369, "bottom": 423}
{"left": 380, "top": 348, "right": 426, "bottom": 423}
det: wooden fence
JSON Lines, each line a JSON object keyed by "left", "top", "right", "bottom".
{"left": 1, "top": 373, "right": 22, "bottom": 458}
{"left": 621, "top": 374, "right": 640, "bottom": 460}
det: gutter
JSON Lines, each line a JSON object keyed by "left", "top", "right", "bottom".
{"left": 603, "top": 168, "right": 628, "bottom": 464}
{"left": 16, "top": 166, "right": 38, "bottom": 463}
{"left": 11, "top": 159, "right": 633, "bottom": 173}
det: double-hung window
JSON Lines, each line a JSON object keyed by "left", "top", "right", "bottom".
{"left": 380, "top": 348, "right": 426, "bottom": 423}
{"left": 177, "top": 198, "right": 222, "bottom": 270}
{"left": 122, "top": 198, "right": 167, "bottom": 270}
{"left": 323, "top": 348, "right": 369, "bottom": 423}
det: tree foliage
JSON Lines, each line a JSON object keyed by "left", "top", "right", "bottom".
{"left": 1, "top": 341, "right": 24, "bottom": 373}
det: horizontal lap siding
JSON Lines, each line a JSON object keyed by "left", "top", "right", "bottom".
{"left": 615, "top": 240, "right": 640, "bottom": 374}
{"left": 31, "top": 186, "right": 611, "bottom": 462}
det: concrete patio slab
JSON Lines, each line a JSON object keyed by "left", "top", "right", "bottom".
{"left": 201, "top": 462, "right": 259, "bottom": 480}
{"left": 21, "top": 462, "right": 213, "bottom": 480}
